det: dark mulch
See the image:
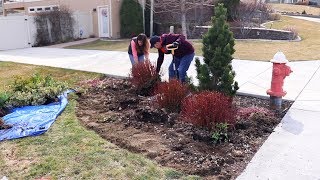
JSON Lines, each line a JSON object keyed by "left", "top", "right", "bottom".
{"left": 0, "top": 117, "right": 12, "bottom": 130}
{"left": 76, "top": 77, "right": 293, "bottom": 179}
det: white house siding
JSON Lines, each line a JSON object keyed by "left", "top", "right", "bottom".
{"left": 73, "top": 11, "right": 94, "bottom": 39}
{"left": 0, "top": 12, "right": 93, "bottom": 50}
{"left": 0, "top": 15, "right": 35, "bottom": 50}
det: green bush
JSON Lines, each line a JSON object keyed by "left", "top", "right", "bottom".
{"left": 6, "top": 74, "right": 67, "bottom": 107}
{"left": 0, "top": 92, "right": 10, "bottom": 109}
{"left": 120, "top": 0, "right": 143, "bottom": 38}
{"left": 0, "top": 92, "right": 10, "bottom": 117}
{"left": 211, "top": 123, "right": 229, "bottom": 144}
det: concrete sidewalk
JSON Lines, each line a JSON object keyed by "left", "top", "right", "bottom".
{"left": 46, "top": 38, "right": 99, "bottom": 48}
{"left": 0, "top": 48, "right": 320, "bottom": 179}
{"left": 289, "top": 15, "right": 320, "bottom": 23}
{"left": 238, "top": 63, "right": 320, "bottom": 179}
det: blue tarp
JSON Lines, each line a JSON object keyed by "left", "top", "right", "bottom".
{"left": 0, "top": 91, "right": 72, "bottom": 141}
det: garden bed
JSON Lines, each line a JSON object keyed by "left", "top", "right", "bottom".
{"left": 76, "top": 77, "right": 292, "bottom": 179}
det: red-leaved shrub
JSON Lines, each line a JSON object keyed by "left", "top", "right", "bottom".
{"left": 130, "top": 61, "right": 160, "bottom": 96}
{"left": 154, "top": 80, "right": 189, "bottom": 113}
{"left": 181, "top": 91, "right": 236, "bottom": 129}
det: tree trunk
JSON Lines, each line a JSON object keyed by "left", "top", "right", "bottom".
{"left": 150, "top": 0, "right": 154, "bottom": 36}
{"left": 181, "top": 0, "right": 187, "bottom": 38}
{"left": 142, "top": 0, "right": 145, "bottom": 34}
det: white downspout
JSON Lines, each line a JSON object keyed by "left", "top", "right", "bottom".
{"left": 25, "top": 15, "right": 32, "bottom": 48}
{"left": 109, "top": 0, "right": 112, "bottom": 38}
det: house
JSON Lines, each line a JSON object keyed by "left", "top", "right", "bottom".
{"left": 309, "top": 0, "right": 320, "bottom": 5}
{"left": 1, "top": 0, "right": 142, "bottom": 39}
{"left": 0, "top": 0, "right": 3, "bottom": 14}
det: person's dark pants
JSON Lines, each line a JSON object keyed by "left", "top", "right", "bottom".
{"left": 169, "top": 53, "right": 195, "bottom": 82}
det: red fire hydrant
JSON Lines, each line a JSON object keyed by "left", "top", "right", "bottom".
{"left": 267, "top": 52, "right": 292, "bottom": 110}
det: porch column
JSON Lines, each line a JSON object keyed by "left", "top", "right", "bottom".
{"left": 3, "top": 9, "right": 7, "bottom": 16}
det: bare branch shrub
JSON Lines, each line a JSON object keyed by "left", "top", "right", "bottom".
{"left": 283, "top": 26, "right": 298, "bottom": 39}
{"left": 268, "top": 13, "right": 281, "bottom": 21}
{"left": 34, "top": 6, "right": 74, "bottom": 46}
{"left": 232, "top": 2, "right": 257, "bottom": 38}
{"left": 232, "top": 2, "right": 273, "bottom": 38}
{"left": 145, "top": 0, "right": 214, "bottom": 38}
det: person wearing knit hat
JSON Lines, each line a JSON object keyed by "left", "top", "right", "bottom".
{"left": 150, "top": 33, "right": 194, "bottom": 83}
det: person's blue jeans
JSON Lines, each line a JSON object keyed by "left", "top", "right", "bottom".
{"left": 129, "top": 54, "right": 144, "bottom": 65}
{"left": 169, "top": 53, "right": 195, "bottom": 82}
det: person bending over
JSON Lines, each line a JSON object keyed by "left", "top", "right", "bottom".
{"left": 150, "top": 33, "right": 194, "bottom": 82}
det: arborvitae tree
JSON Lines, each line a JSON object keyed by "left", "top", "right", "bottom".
{"left": 195, "top": 3, "right": 239, "bottom": 96}
{"left": 120, "top": 0, "right": 143, "bottom": 38}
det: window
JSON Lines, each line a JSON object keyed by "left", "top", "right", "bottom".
{"left": 28, "top": 5, "right": 58, "bottom": 13}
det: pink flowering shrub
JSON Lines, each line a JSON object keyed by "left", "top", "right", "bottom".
{"left": 237, "top": 106, "right": 275, "bottom": 120}
{"left": 78, "top": 78, "right": 107, "bottom": 88}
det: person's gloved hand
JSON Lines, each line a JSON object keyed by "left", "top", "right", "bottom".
{"left": 172, "top": 41, "right": 179, "bottom": 48}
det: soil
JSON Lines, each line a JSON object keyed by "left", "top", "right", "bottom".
{"left": 0, "top": 118, "right": 12, "bottom": 130}
{"left": 76, "top": 77, "right": 293, "bottom": 180}
{"left": 0, "top": 108, "right": 7, "bottom": 117}
{"left": 1, "top": 108, "right": 10, "bottom": 130}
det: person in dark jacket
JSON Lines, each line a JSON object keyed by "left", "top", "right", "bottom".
{"left": 150, "top": 33, "right": 195, "bottom": 82}
{"left": 128, "top": 33, "right": 150, "bottom": 65}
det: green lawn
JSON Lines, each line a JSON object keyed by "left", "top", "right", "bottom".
{"left": 233, "top": 16, "right": 320, "bottom": 61}
{"left": 67, "top": 16, "right": 320, "bottom": 61}
{"left": 66, "top": 39, "right": 159, "bottom": 54}
{"left": 195, "top": 16, "right": 320, "bottom": 61}
{"left": 271, "top": 3, "right": 320, "bottom": 15}
{"left": 0, "top": 62, "right": 199, "bottom": 179}
{"left": 65, "top": 40, "right": 130, "bottom": 52}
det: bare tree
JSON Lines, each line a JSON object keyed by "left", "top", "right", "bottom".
{"left": 232, "top": 2, "right": 272, "bottom": 38}
{"left": 145, "top": 0, "right": 214, "bottom": 38}
{"left": 256, "top": 2, "right": 272, "bottom": 25}
{"left": 232, "top": 2, "right": 257, "bottom": 38}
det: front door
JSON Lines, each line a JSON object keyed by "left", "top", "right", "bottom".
{"left": 98, "top": 6, "right": 110, "bottom": 38}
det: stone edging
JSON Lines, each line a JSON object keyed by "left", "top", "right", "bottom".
{"left": 193, "top": 25, "right": 297, "bottom": 41}
{"left": 282, "top": 13, "right": 320, "bottom": 19}
{"left": 235, "top": 35, "right": 301, "bottom": 42}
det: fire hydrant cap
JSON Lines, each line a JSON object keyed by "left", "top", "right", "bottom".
{"left": 270, "top": 51, "right": 289, "bottom": 64}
